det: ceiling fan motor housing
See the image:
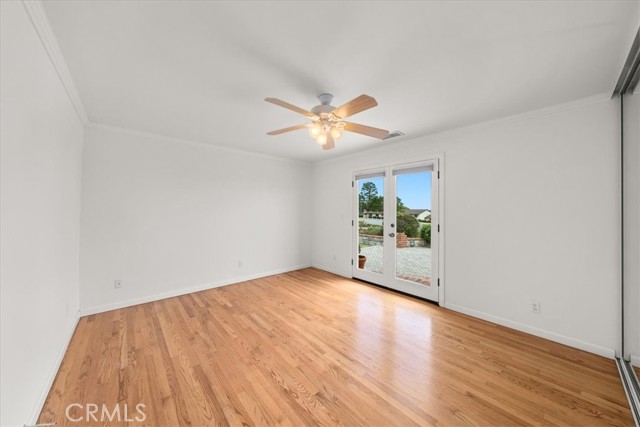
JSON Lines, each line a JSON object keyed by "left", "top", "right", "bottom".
{"left": 317, "top": 93, "right": 333, "bottom": 105}
{"left": 311, "top": 93, "right": 336, "bottom": 115}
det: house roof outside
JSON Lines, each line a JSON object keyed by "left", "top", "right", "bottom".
{"left": 405, "top": 209, "right": 430, "bottom": 216}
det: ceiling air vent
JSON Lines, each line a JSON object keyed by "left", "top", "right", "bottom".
{"left": 383, "top": 131, "right": 405, "bottom": 140}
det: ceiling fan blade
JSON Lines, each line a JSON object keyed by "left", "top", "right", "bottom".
{"left": 322, "top": 133, "right": 335, "bottom": 150}
{"left": 265, "top": 98, "right": 316, "bottom": 118}
{"left": 266, "top": 124, "right": 308, "bottom": 135}
{"left": 332, "top": 95, "right": 378, "bottom": 119}
{"left": 343, "top": 122, "right": 389, "bottom": 139}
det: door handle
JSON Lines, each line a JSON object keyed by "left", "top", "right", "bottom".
{"left": 389, "top": 233, "right": 395, "bottom": 237}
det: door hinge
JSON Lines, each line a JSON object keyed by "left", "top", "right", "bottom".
{"left": 352, "top": 181, "right": 354, "bottom": 188}
{"left": 437, "top": 278, "right": 440, "bottom": 287}
{"left": 351, "top": 259, "right": 354, "bottom": 266}
{"left": 437, "top": 224, "right": 440, "bottom": 232}
{"left": 437, "top": 171, "right": 440, "bottom": 179}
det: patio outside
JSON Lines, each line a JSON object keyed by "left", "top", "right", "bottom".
{"left": 359, "top": 245, "right": 432, "bottom": 285}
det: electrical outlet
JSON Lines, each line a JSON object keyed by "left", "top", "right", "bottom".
{"left": 114, "top": 279, "right": 122, "bottom": 289}
{"left": 530, "top": 300, "right": 541, "bottom": 314}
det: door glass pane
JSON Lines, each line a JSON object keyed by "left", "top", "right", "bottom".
{"left": 357, "top": 176, "right": 384, "bottom": 274}
{"left": 395, "top": 171, "right": 432, "bottom": 286}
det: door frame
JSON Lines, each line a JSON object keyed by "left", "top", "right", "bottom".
{"left": 351, "top": 154, "right": 445, "bottom": 306}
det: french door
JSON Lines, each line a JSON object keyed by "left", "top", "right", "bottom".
{"left": 352, "top": 160, "right": 440, "bottom": 302}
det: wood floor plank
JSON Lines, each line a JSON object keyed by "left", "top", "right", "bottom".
{"left": 38, "top": 268, "right": 634, "bottom": 426}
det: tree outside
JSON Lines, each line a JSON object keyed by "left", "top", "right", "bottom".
{"left": 359, "top": 181, "right": 407, "bottom": 214}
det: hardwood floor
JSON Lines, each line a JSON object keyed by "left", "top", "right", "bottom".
{"left": 39, "top": 268, "right": 633, "bottom": 426}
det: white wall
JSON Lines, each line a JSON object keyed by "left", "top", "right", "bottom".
{"left": 623, "top": 89, "right": 640, "bottom": 366}
{"left": 312, "top": 97, "right": 621, "bottom": 357}
{"left": 0, "top": 2, "right": 84, "bottom": 426}
{"left": 79, "top": 126, "right": 311, "bottom": 313}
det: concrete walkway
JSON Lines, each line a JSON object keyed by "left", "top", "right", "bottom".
{"left": 359, "top": 245, "right": 431, "bottom": 285}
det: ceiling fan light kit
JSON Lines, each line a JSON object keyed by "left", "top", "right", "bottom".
{"left": 265, "top": 93, "right": 389, "bottom": 150}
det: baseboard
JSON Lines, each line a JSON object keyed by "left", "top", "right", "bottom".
{"left": 80, "top": 264, "right": 311, "bottom": 316}
{"left": 27, "top": 309, "right": 80, "bottom": 426}
{"left": 311, "top": 263, "right": 352, "bottom": 279}
{"left": 444, "top": 303, "right": 616, "bottom": 359}
{"left": 309, "top": 269, "right": 615, "bottom": 359}
{"left": 631, "top": 355, "right": 640, "bottom": 368}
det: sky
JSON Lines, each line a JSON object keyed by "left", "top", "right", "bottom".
{"left": 358, "top": 172, "right": 431, "bottom": 210}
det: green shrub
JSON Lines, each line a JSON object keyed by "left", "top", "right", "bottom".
{"left": 397, "top": 213, "right": 419, "bottom": 237}
{"left": 420, "top": 223, "right": 431, "bottom": 244}
{"left": 364, "top": 225, "right": 383, "bottom": 236}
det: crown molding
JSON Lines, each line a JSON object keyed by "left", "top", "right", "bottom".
{"left": 85, "top": 122, "right": 311, "bottom": 165}
{"left": 22, "top": 0, "right": 89, "bottom": 125}
{"left": 315, "top": 92, "right": 612, "bottom": 165}
{"left": 90, "top": 92, "right": 610, "bottom": 167}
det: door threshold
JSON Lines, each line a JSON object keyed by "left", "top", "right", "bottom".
{"left": 351, "top": 277, "right": 439, "bottom": 306}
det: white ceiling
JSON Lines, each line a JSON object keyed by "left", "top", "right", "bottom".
{"left": 43, "top": 1, "right": 639, "bottom": 162}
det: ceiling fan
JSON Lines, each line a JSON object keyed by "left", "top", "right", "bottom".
{"left": 265, "top": 93, "right": 389, "bottom": 150}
